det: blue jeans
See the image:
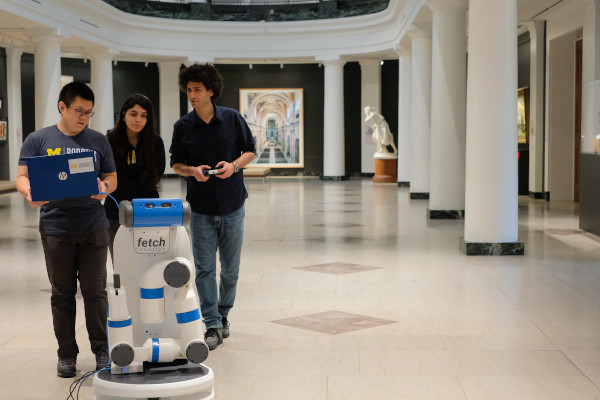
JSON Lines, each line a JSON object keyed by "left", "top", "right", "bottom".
{"left": 190, "top": 206, "right": 245, "bottom": 329}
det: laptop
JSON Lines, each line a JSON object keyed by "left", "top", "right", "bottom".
{"left": 27, "top": 151, "right": 100, "bottom": 201}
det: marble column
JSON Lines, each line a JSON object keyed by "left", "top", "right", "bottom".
{"left": 462, "top": 0, "right": 523, "bottom": 255}
{"left": 359, "top": 59, "right": 381, "bottom": 174}
{"left": 26, "top": 28, "right": 65, "bottom": 130}
{"left": 90, "top": 52, "right": 115, "bottom": 134}
{"left": 408, "top": 29, "right": 432, "bottom": 199}
{"left": 427, "top": 0, "right": 467, "bottom": 219}
{"left": 527, "top": 21, "right": 545, "bottom": 198}
{"left": 581, "top": 0, "right": 600, "bottom": 153}
{"left": 6, "top": 45, "right": 24, "bottom": 181}
{"left": 159, "top": 60, "right": 183, "bottom": 175}
{"left": 321, "top": 59, "right": 347, "bottom": 180}
{"left": 395, "top": 46, "right": 412, "bottom": 188}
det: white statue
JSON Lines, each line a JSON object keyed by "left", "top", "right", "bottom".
{"left": 364, "top": 106, "right": 398, "bottom": 157}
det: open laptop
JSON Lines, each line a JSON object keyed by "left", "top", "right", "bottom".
{"left": 27, "top": 151, "right": 99, "bottom": 201}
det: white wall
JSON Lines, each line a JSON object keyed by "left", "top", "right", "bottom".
{"left": 544, "top": 3, "right": 585, "bottom": 201}
{"left": 547, "top": 32, "right": 576, "bottom": 201}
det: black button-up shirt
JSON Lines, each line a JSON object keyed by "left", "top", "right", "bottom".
{"left": 169, "top": 104, "right": 256, "bottom": 216}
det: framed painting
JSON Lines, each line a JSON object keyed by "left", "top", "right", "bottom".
{"left": 517, "top": 87, "right": 529, "bottom": 144}
{"left": 239, "top": 88, "right": 304, "bottom": 168}
{"left": 0, "top": 119, "right": 7, "bottom": 141}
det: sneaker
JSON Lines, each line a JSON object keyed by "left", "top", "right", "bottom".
{"left": 221, "top": 317, "right": 230, "bottom": 339}
{"left": 57, "top": 357, "right": 76, "bottom": 378}
{"left": 95, "top": 349, "right": 110, "bottom": 370}
{"left": 204, "top": 327, "right": 223, "bottom": 351}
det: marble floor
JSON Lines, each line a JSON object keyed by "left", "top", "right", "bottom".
{"left": 1, "top": 177, "right": 600, "bottom": 399}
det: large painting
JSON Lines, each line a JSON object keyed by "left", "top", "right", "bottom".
{"left": 517, "top": 87, "right": 529, "bottom": 144}
{"left": 239, "top": 88, "right": 304, "bottom": 168}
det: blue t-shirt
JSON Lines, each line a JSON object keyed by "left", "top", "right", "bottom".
{"left": 169, "top": 104, "right": 256, "bottom": 216}
{"left": 19, "top": 125, "right": 116, "bottom": 235}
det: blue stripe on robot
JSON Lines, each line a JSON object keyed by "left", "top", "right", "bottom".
{"left": 152, "top": 338, "right": 159, "bottom": 362}
{"left": 140, "top": 287, "right": 164, "bottom": 299}
{"left": 107, "top": 318, "right": 132, "bottom": 328}
{"left": 176, "top": 309, "right": 201, "bottom": 324}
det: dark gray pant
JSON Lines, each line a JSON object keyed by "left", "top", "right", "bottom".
{"left": 41, "top": 229, "right": 109, "bottom": 359}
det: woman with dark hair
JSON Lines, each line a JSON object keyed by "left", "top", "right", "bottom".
{"left": 105, "top": 94, "right": 165, "bottom": 258}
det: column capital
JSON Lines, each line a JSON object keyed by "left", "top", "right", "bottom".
{"left": 407, "top": 27, "right": 431, "bottom": 40}
{"left": 319, "top": 59, "right": 346, "bottom": 67}
{"left": 426, "top": 0, "right": 468, "bottom": 12}
{"left": 186, "top": 55, "right": 215, "bottom": 64}
{"left": 358, "top": 59, "right": 380, "bottom": 68}
{"left": 89, "top": 50, "right": 117, "bottom": 62}
{"left": 24, "top": 27, "right": 69, "bottom": 43}
{"left": 394, "top": 44, "right": 411, "bottom": 57}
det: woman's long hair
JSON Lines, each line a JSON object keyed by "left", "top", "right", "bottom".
{"left": 108, "top": 94, "right": 160, "bottom": 190}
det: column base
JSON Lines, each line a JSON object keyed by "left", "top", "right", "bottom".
{"left": 320, "top": 175, "right": 350, "bottom": 181}
{"left": 410, "top": 192, "right": 429, "bottom": 199}
{"left": 373, "top": 158, "right": 397, "bottom": 183}
{"left": 359, "top": 173, "right": 375, "bottom": 178}
{"left": 460, "top": 238, "right": 524, "bottom": 256}
{"left": 428, "top": 209, "right": 464, "bottom": 219}
{"left": 397, "top": 181, "right": 410, "bottom": 188}
{"left": 528, "top": 191, "right": 544, "bottom": 199}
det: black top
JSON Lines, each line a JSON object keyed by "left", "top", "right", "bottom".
{"left": 104, "top": 135, "right": 165, "bottom": 221}
{"left": 169, "top": 104, "right": 256, "bottom": 216}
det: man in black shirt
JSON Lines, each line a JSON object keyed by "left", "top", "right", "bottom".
{"left": 170, "top": 64, "right": 256, "bottom": 350}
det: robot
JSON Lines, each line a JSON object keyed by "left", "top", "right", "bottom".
{"left": 93, "top": 198, "right": 214, "bottom": 400}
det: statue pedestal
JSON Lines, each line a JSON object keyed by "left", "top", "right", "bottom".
{"left": 373, "top": 157, "right": 397, "bottom": 183}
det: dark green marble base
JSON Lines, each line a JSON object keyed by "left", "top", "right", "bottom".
{"left": 528, "top": 191, "right": 544, "bottom": 199}
{"left": 359, "top": 173, "right": 375, "bottom": 178}
{"left": 320, "top": 176, "right": 350, "bottom": 181}
{"left": 397, "top": 182, "right": 409, "bottom": 188}
{"left": 410, "top": 192, "right": 429, "bottom": 200}
{"left": 428, "top": 209, "right": 464, "bottom": 219}
{"left": 460, "top": 238, "right": 524, "bottom": 256}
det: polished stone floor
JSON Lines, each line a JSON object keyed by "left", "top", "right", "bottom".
{"left": 1, "top": 177, "right": 600, "bottom": 399}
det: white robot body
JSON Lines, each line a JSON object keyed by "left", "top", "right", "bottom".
{"left": 94, "top": 199, "right": 214, "bottom": 400}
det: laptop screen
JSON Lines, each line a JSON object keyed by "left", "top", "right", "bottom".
{"left": 27, "top": 151, "right": 100, "bottom": 201}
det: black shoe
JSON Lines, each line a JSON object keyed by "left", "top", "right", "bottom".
{"left": 57, "top": 357, "right": 76, "bottom": 378}
{"left": 204, "top": 327, "right": 223, "bottom": 351}
{"left": 95, "top": 349, "right": 110, "bottom": 370}
{"left": 222, "top": 317, "right": 230, "bottom": 339}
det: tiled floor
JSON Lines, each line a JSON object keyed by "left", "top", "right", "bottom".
{"left": 1, "top": 176, "right": 600, "bottom": 399}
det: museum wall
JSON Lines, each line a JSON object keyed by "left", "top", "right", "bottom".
{"left": 3, "top": 57, "right": 399, "bottom": 179}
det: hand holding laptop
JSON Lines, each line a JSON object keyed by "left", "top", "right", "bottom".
{"left": 25, "top": 187, "right": 49, "bottom": 208}
{"left": 91, "top": 178, "right": 107, "bottom": 201}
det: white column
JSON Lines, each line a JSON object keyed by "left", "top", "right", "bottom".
{"left": 527, "top": 21, "right": 545, "bottom": 196}
{"left": 6, "top": 45, "right": 24, "bottom": 181}
{"left": 322, "top": 59, "right": 346, "bottom": 178}
{"left": 159, "top": 60, "right": 183, "bottom": 175}
{"left": 428, "top": 0, "right": 467, "bottom": 216}
{"left": 464, "top": 0, "right": 522, "bottom": 253}
{"left": 395, "top": 46, "right": 412, "bottom": 186}
{"left": 25, "top": 28, "right": 65, "bottom": 130}
{"left": 408, "top": 29, "right": 432, "bottom": 198}
{"left": 359, "top": 59, "right": 380, "bottom": 174}
{"left": 581, "top": 0, "right": 600, "bottom": 153}
{"left": 90, "top": 52, "right": 115, "bottom": 134}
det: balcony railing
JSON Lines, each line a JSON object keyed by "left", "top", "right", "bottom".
{"left": 101, "top": 0, "right": 390, "bottom": 21}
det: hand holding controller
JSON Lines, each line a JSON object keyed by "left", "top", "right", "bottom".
{"left": 203, "top": 169, "right": 223, "bottom": 176}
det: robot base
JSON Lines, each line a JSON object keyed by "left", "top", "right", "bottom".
{"left": 93, "top": 362, "right": 214, "bottom": 400}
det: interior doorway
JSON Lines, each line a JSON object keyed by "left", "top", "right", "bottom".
{"left": 574, "top": 38, "right": 582, "bottom": 202}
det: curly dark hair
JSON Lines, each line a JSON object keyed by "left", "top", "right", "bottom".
{"left": 178, "top": 63, "right": 224, "bottom": 100}
{"left": 108, "top": 94, "right": 160, "bottom": 190}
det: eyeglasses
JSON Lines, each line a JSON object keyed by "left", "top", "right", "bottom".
{"left": 68, "top": 106, "right": 95, "bottom": 118}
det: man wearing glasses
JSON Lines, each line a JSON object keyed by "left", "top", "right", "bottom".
{"left": 16, "top": 81, "right": 117, "bottom": 378}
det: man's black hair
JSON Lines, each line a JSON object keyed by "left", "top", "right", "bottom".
{"left": 178, "top": 63, "right": 224, "bottom": 100}
{"left": 58, "top": 81, "right": 95, "bottom": 110}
